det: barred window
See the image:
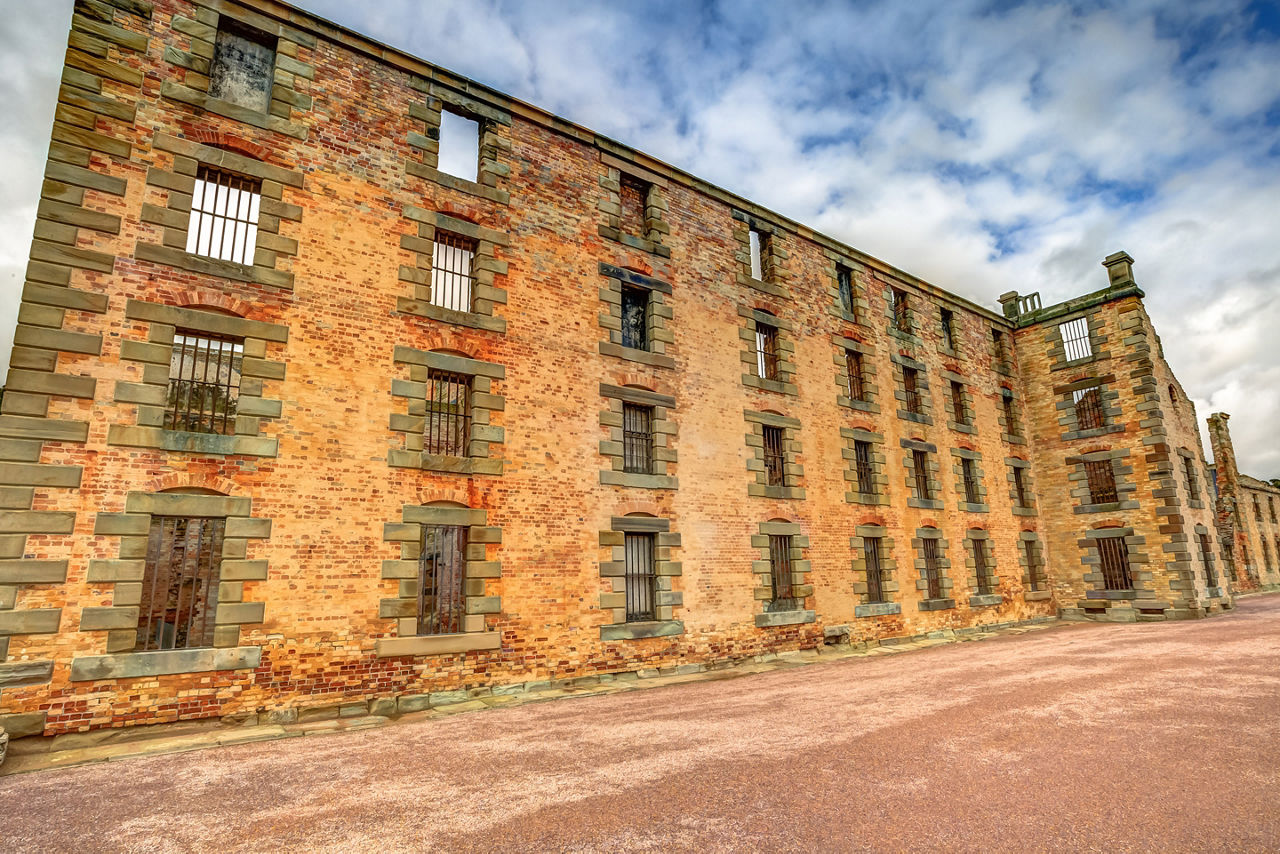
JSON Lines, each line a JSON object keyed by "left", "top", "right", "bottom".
{"left": 854, "top": 440, "right": 875, "bottom": 495}
{"left": 424, "top": 369, "right": 472, "bottom": 457}
{"left": 620, "top": 285, "right": 650, "bottom": 351}
{"left": 1024, "top": 540, "right": 1047, "bottom": 591}
{"left": 1182, "top": 455, "right": 1201, "bottom": 501}
{"left": 864, "top": 536, "right": 886, "bottom": 604}
{"left": 837, "top": 264, "right": 855, "bottom": 315}
{"left": 950, "top": 381, "right": 967, "bottom": 425}
{"left": 1098, "top": 535, "right": 1132, "bottom": 591}
{"left": 973, "top": 537, "right": 995, "bottom": 595}
{"left": 1073, "top": 384, "right": 1105, "bottom": 430}
{"left": 755, "top": 321, "right": 780, "bottom": 380}
{"left": 438, "top": 109, "right": 480, "bottom": 183}
{"left": 768, "top": 534, "right": 799, "bottom": 611}
{"left": 992, "top": 329, "right": 1010, "bottom": 371}
{"left": 1002, "top": 389, "right": 1021, "bottom": 438}
{"left": 846, "top": 350, "right": 867, "bottom": 401}
{"left": 913, "top": 449, "right": 932, "bottom": 500}
{"left": 431, "top": 231, "right": 477, "bottom": 313}
{"left": 1199, "top": 533, "right": 1217, "bottom": 589}
{"left": 1013, "top": 465, "right": 1030, "bottom": 508}
{"left": 619, "top": 174, "right": 648, "bottom": 237}
{"left": 749, "top": 228, "right": 768, "bottom": 280}
{"left": 165, "top": 331, "right": 244, "bottom": 435}
{"left": 940, "top": 308, "right": 956, "bottom": 351}
{"left": 962, "top": 458, "right": 981, "bottom": 505}
{"left": 186, "top": 166, "right": 261, "bottom": 265}
{"left": 892, "top": 289, "right": 910, "bottom": 332}
{"left": 624, "top": 532, "right": 656, "bottom": 622}
{"left": 1059, "top": 317, "right": 1093, "bottom": 362}
{"left": 923, "top": 537, "right": 942, "bottom": 599}
{"left": 209, "top": 19, "right": 275, "bottom": 113}
{"left": 417, "top": 524, "right": 467, "bottom": 635}
{"left": 622, "top": 403, "right": 654, "bottom": 474}
{"left": 138, "top": 515, "right": 224, "bottom": 652}
{"left": 763, "top": 425, "right": 787, "bottom": 487}
{"left": 1085, "top": 460, "right": 1118, "bottom": 504}
{"left": 902, "top": 366, "right": 922, "bottom": 414}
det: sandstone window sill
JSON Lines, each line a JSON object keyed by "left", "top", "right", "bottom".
{"left": 1024, "top": 590, "right": 1053, "bottom": 601}
{"left": 405, "top": 160, "right": 510, "bottom": 204}
{"left": 69, "top": 646, "right": 262, "bottom": 682}
{"left": 106, "top": 424, "right": 278, "bottom": 458}
{"left": 854, "top": 602, "right": 901, "bottom": 618}
{"left": 754, "top": 609, "right": 816, "bottom": 628}
{"left": 396, "top": 298, "right": 506, "bottom": 333}
{"left": 600, "top": 620, "right": 684, "bottom": 641}
{"left": 599, "top": 341, "right": 676, "bottom": 369}
{"left": 375, "top": 632, "right": 501, "bottom": 658}
{"left": 917, "top": 598, "right": 955, "bottom": 612}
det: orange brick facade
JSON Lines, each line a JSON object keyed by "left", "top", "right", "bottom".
{"left": 0, "top": 0, "right": 1263, "bottom": 738}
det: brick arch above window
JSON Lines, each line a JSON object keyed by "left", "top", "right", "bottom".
{"left": 171, "top": 290, "right": 257, "bottom": 318}
{"left": 182, "top": 129, "right": 274, "bottom": 162}
{"left": 149, "top": 472, "right": 242, "bottom": 495}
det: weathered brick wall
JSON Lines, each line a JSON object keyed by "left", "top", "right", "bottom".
{"left": 0, "top": 0, "right": 1232, "bottom": 737}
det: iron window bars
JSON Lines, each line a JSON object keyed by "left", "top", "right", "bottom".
{"left": 973, "top": 537, "right": 995, "bottom": 595}
{"left": 624, "top": 532, "right": 657, "bottom": 622}
{"left": 1013, "top": 465, "right": 1031, "bottom": 508}
{"left": 763, "top": 425, "right": 787, "bottom": 487}
{"left": 417, "top": 524, "right": 467, "bottom": 635}
{"left": 864, "top": 536, "right": 886, "bottom": 604}
{"left": 768, "top": 534, "right": 800, "bottom": 611}
{"left": 424, "top": 369, "right": 472, "bottom": 457}
{"left": 1059, "top": 317, "right": 1093, "bottom": 362}
{"left": 165, "top": 331, "right": 244, "bottom": 435}
{"left": 950, "top": 381, "right": 967, "bottom": 425}
{"left": 620, "top": 285, "right": 649, "bottom": 350}
{"left": 1085, "top": 460, "right": 1118, "bottom": 504}
{"left": 1098, "top": 535, "right": 1133, "bottom": 591}
{"left": 902, "top": 367, "right": 922, "bottom": 414}
{"left": 619, "top": 174, "right": 648, "bottom": 237}
{"left": 1024, "top": 540, "right": 1048, "bottom": 591}
{"left": 138, "top": 516, "right": 225, "bottom": 652}
{"left": 913, "top": 449, "right": 932, "bottom": 500}
{"left": 854, "top": 440, "right": 875, "bottom": 495}
{"left": 622, "top": 403, "right": 654, "bottom": 474}
{"left": 186, "top": 166, "right": 261, "bottom": 265}
{"left": 1073, "top": 385, "right": 1105, "bottom": 430}
{"left": 923, "top": 537, "right": 943, "bottom": 599}
{"left": 846, "top": 350, "right": 866, "bottom": 401}
{"left": 431, "top": 230, "right": 477, "bottom": 313}
{"left": 1199, "top": 533, "right": 1218, "bottom": 588}
{"left": 837, "top": 264, "right": 855, "bottom": 315}
{"left": 755, "top": 322, "right": 780, "bottom": 379}
{"left": 962, "top": 458, "right": 981, "bottom": 505}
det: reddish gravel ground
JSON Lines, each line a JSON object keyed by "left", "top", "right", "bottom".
{"left": 6, "top": 595, "right": 1280, "bottom": 853}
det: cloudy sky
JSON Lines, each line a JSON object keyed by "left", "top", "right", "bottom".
{"left": 1, "top": 0, "right": 1277, "bottom": 477}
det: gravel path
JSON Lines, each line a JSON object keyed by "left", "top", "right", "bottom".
{"left": 6, "top": 596, "right": 1280, "bottom": 853}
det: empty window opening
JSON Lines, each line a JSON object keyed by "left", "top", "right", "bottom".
{"left": 165, "top": 331, "right": 244, "bottom": 435}
{"left": 624, "top": 531, "right": 656, "bottom": 623}
{"left": 837, "top": 264, "right": 855, "bottom": 315}
{"left": 1264, "top": 538, "right": 1274, "bottom": 573}
{"left": 619, "top": 174, "right": 648, "bottom": 237}
{"left": 892, "top": 289, "right": 910, "bottom": 332}
{"left": 1270, "top": 498, "right": 1277, "bottom": 524}
{"left": 1085, "top": 460, "right": 1118, "bottom": 504}
{"left": 992, "top": 329, "right": 1009, "bottom": 370}
{"left": 940, "top": 308, "right": 956, "bottom": 351}
{"left": 913, "top": 449, "right": 932, "bottom": 500}
{"left": 755, "top": 321, "right": 780, "bottom": 380}
{"left": 962, "top": 457, "right": 981, "bottom": 505}
{"left": 1254, "top": 497, "right": 1263, "bottom": 520}
{"left": 186, "top": 166, "right": 261, "bottom": 265}
{"left": 430, "top": 230, "right": 477, "bottom": 313}
{"left": 846, "top": 350, "right": 867, "bottom": 401}
{"left": 1001, "top": 389, "right": 1021, "bottom": 438}
{"left": 763, "top": 425, "right": 787, "bottom": 487}
{"left": 620, "top": 286, "right": 649, "bottom": 351}
{"left": 854, "top": 440, "right": 875, "bottom": 495}
{"left": 1024, "top": 540, "right": 1048, "bottom": 591}
{"left": 923, "top": 537, "right": 942, "bottom": 599}
{"left": 749, "top": 229, "right": 767, "bottom": 280}
{"left": 622, "top": 403, "right": 654, "bottom": 475}
{"left": 1073, "top": 384, "right": 1105, "bottom": 431}
{"left": 1199, "top": 533, "right": 1217, "bottom": 589}
{"left": 1013, "top": 465, "right": 1030, "bottom": 508}
{"left": 902, "top": 366, "right": 922, "bottom": 414}
{"left": 768, "top": 534, "right": 799, "bottom": 611}
{"left": 138, "top": 515, "right": 225, "bottom": 652}
{"left": 424, "top": 369, "right": 471, "bottom": 457}
{"left": 417, "top": 524, "right": 466, "bottom": 635}
{"left": 1182, "top": 455, "right": 1201, "bottom": 501}
{"left": 973, "top": 537, "right": 995, "bottom": 595}
{"left": 950, "top": 381, "right": 967, "bottom": 425}
{"left": 864, "top": 536, "right": 886, "bottom": 604}
{"left": 438, "top": 110, "right": 480, "bottom": 182}
{"left": 1098, "top": 535, "right": 1132, "bottom": 591}
{"left": 209, "top": 19, "right": 276, "bottom": 113}
{"left": 1059, "top": 317, "right": 1093, "bottom": 362}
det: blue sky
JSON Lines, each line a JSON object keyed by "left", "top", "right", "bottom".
{"left": 1, "top": 0, "right": 1278, "bottom": 476}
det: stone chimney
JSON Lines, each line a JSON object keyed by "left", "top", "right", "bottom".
{"left": 998, "top": 291, "right": 1021, "bottom": 319}
{"left": 1102, "top": 251, "right": 1135, "bottom": 288}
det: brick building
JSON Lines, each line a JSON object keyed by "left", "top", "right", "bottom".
{"left": 1208, "top": 415, "right": 1280, "bottom": 591}
{"left": 0, "top": 0, "right": 1266, "bottom": 738}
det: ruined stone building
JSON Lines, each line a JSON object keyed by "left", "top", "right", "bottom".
{"left": 0, "top": 0, "right": 1270, "bottom": 739}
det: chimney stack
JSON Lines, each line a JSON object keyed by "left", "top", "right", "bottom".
{"left": 1102, "top": 251, "right": 1135, "bottom": 288}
